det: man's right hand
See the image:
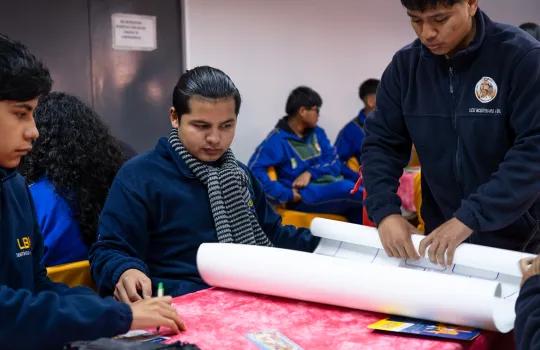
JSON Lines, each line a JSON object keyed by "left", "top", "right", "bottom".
{"left": 130, "top": 296, "right": 186, "bottom": 333}
{"left": 378, "top": 214, "right": 420, "bottom": 260}
{"left": 115, "top": 269, "right": 152, "bottom": 303}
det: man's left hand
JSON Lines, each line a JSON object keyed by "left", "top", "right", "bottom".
{"left": 419, "top": 217, "right": 473, "bottom": 267}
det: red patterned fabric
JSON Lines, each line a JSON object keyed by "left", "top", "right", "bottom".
{"left": 168, "top": 288, "right": 509, "bottom": 350}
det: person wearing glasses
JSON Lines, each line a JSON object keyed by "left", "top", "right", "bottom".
{"left": 249, "top": 86, "right": 363, "bottom": 223}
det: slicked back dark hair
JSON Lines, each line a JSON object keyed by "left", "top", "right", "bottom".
{"left": 285, "top": 86, "right": 322, "bottom": 117}
{"left": 359, "top": 79, "right": 380, "bottom": 101}
{"left": 172, "top": 66, "right": 241, "bottom": 117}
{"left": 0, "top": 34, "right": 52, "bottom": 101}
{"left": 401, "top": 0, "right": 462, "bottom": 11}
{"left": 19, "top": 92, "right": 125, "bottom": 247}
{"left": 519, "top": 22, "right": 540, "bottom": 41}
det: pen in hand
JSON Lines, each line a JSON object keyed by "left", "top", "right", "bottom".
{"left": 156, "top": 282, "right": 164, "bottom": 333}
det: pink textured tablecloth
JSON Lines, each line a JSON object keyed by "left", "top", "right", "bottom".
{"left": 168, "top": 288, "right": 512, "bottom": 350}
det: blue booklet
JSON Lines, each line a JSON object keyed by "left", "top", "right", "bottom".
{"left": 368, "top": 316, "right": 480, "bottom": 341}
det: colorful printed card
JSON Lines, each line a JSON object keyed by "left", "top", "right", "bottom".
{"left": 246, "top": 329, "right": 304, "bottom": 350}
{"left": 368, "top": 316, "right": 480, "bottom": 341}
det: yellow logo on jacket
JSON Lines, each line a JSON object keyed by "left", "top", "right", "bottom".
{"left": 16, "top": 235, "right": 32, "bottom": 258}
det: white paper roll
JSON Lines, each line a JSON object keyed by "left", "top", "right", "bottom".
{"left": 197, "top": 242, "right": 515, "bottom": 332}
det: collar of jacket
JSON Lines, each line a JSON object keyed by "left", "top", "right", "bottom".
{"left": 0, "top": 167, "right": 15, "bottom": 183}
{"left": 275, "top": 116, "right": 315, "bottom": 140}
{"left": 421, "top": 9, "right": 489, "bottom": 68}
{"left": 156, "top": 137, "right": 228, "bottom": 179}
{"left": 356, "top": 109, "right": 367, "bottom": 126}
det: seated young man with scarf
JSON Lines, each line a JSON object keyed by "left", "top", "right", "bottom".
{"left": 89, "top": 66, "right": 320, "bottom": 302}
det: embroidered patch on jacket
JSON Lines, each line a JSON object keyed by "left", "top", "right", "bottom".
{"left": 16, "top": 235, "right": 32, "bottom": 258}
{"left": 290, "top": 158, "right": 298, "bottom": 169}
{"left": 474, "top": 77, "right": 498, "bottom": 104}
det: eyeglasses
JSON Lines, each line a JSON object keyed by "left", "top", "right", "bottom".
{"left": 307, "top": 106, "right": 320, "bottom": 114}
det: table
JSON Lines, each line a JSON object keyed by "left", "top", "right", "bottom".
{"left": 168, "top": 288, "right": 513, "bottom": 349}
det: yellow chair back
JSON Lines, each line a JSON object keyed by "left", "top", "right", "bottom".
{"left": 46, "top": 260, "right": 95, "bottom": 289}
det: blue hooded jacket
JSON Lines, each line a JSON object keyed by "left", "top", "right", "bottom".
{"left": 335, "top": 109, "right": 367, "bottom": 181}
{"left": 248, "top": 116, "right": 343, "bottom": 204}
{"left": 90, "top": 138, "right": 319, "bottom": 297}
{"left": 0, "top": 168, "right": 131, "bottom": 350}
{"left": 361, "top": 10, "right": 540, "bottom": 251}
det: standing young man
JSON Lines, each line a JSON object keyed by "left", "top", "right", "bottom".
{"left": 90, "top": 67, "right": 320, "bottom": 302}
{"left": 0, "top": 34, "right": 184, "bottom": 349}
{"left": 361, "top": 0, "right": 540, "bottom": 266}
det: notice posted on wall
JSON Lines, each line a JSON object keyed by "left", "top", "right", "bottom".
{"left": 111, "top": 13, "right": 157, "bottom": 51}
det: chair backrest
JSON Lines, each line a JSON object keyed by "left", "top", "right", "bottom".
{"left": 267, "top": 166, "right": 278, "bottom": 181}
{"left": 46, "top": 260, "right": 95, "bottom": 290}
{"left": 346, "top": 157, "right": 361, "bottom": 173}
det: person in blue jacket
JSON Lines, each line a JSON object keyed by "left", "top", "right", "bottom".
{"left": 19, "top": 92, "right": 125, "bottom": 267}
{"left": 516, "top": 255, "right": 540, "bottom": 350}
{"left": 360, "top": 0, "right": 540, "bottom": 266}
{"left": 89, "top": 67, "right": 320, "bottom": 302}
{"left": 0, "top": 34, "right": 184, "bottom": 350}
{"left": 334, "top": 79, "right": 379, "bottom": 181}
{"left": 248, "top": 86, "right": 363, "bottom": 223}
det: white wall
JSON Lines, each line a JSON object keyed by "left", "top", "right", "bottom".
{"left": 183, "top": 0, "right": 540, "bottom": 163}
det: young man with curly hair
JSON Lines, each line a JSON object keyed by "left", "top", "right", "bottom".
{"left": 90, "top": 67, "right": 320, "bottom": 302}
{"left": 361, "top": 0, "right": 540, "bottom": 265}
{"left": 0, "top": 34, "right": 184, "bottom": 349}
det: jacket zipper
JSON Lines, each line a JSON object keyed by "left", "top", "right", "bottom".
{"left": 448, "top": 64, "right": 462, "bottom": 188}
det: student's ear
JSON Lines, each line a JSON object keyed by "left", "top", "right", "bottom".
{"left": 169, "top": 107, "right": 179, "bottom": 128}
{"left": 467, "top": 0, "right": 478, "bottom": 16}
{"left": 298, "top": 106, "right": 308, "bottom": 118}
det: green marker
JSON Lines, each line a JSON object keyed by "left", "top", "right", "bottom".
{"left": 156, "top": 282, "right": 164, "bottom": 333}
{"left": 157, "top": 282, "right": 164, "bottom": 298}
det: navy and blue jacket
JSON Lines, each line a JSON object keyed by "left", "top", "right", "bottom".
{"left": 248, "top": 117, "right": 343, "bottom": 204}
{"left": 515, "top": 275, "right": 540, "bottom": 350}
{"left": 361, "top": 10, "right": 540, "bottom": 251}
{"left": 0, "top": 168, "right": 131, "bottom": 350}
{"left": 335, "top": 109, "right": 367, "bottom": 181}
{"left": 29, "top": 177, "right": 88, "bottom": 266}
{"left": 89, "top": 138, "right": 319, "bottom": 297}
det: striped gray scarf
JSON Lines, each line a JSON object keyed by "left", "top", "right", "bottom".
{"left": 168, "top": 128, "right": 272, "bottom": 246}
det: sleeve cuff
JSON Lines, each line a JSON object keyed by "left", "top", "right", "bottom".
{"left": 365, "top": 192, "right": 402, "bottom": 225}
{"left": 454, "top": 205, "right": 480, "bottom": 232}
{"left": 370, "top": 205, "right": 402, "bottom": 226}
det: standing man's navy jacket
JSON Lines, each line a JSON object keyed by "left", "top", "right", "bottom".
{"left": 90, "top": 138, "right": 319, "bottom": 297}
{"left": 0, "top": 168, "right": 131, "bottom": 350}
{"left": 361, "top": 10, "right": 540, "bottom": 251}
{"left": 515, "top": 275, "right": 540, "bottom": 350}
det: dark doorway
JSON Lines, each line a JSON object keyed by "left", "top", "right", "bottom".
{"left": 0, "top": 0, "right": 183, "bottom": 152}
